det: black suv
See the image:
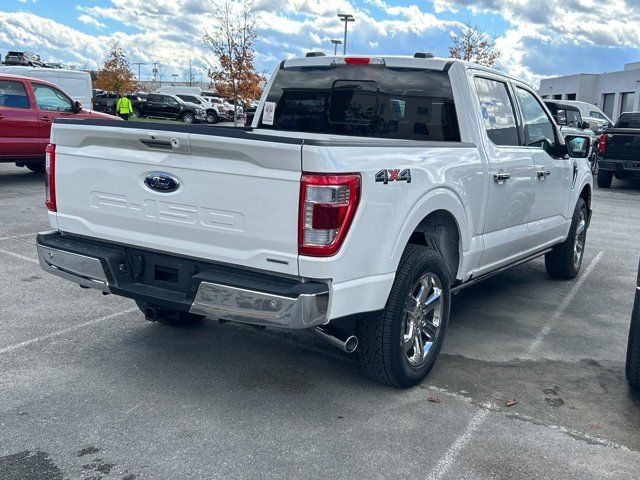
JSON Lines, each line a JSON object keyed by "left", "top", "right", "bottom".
{"left": 139, "top": 94, "right": 206, "bottom": 123}
{"left": 3, "top": 51, "right": 44, "bottom": 67}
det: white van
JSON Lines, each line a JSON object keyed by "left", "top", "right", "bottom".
{"left": 155, "top": 86, "right": 203, "bottom": 96}
{"left": 0, "top": 66, "right": 93, "bottom": 109}
{"left": 559, "top": 100, "right": 613, "bottom": 133}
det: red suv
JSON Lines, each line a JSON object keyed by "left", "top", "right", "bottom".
{"left": 0, "top": 74, "right": 119, "bottom": 172}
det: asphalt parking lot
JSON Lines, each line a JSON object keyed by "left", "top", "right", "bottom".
{"left": 1, "top": 162, "right": 639, "bottom": 479}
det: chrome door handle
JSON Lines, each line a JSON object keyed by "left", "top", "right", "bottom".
{"left": 536, "top": 168, "right": 551, "bottom": 180}
{"left": 493, "top": 171, "right": 511, "bottom": 184}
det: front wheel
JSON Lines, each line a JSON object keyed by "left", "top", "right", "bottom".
{"left": 131, "top": 108, "right": 140, "bottom": 119}
{"left": 597, "top": 170, "right": 613, "bottom": 188}
{"left": 206, "top": 111, "right": 219, "bottom": 124}
{"left": 182, "top": 112, "right": 195, "bottom": 124}
{"left": 545, "top": 198, "right": 588, "bottom": 279}
{"left": 357, "top": 245, "right": 451, "bottom": 388}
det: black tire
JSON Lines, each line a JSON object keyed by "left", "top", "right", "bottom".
{"left": 207, "top": 111, "right": 219, "bottom": 124}
{"left": 131, "top": 109, "right": 141, "bottom": 119}
{"left": 181, "top": 112, "right": 195, "bottom": 124}
{"left": 26, "top": 163, "right": 45, "bottom": 173}
{"left": 597, "top": 170, "right": 613, "bottom": 188}
{"left": 545, "top": 198, "right": 588, "bottom": 279}
{"left": 627, "top": 290, "right": 640, "bottom": 389}
{"left": 135, "top": 300, "right": 203, "bottom": 327}
{"left": 357, "top": 245, "right": 451, "bottom": 388}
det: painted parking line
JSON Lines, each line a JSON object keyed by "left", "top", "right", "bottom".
{"left": 425, "top": 407, "right": 490, "bottom": 480}
{"left": 527, "top": 250, "right": 604, "bottom": 355}
{"left": 0, "top": 308, "right": 138, "bottom": 356}
{"left": 0, "top": 247, "right": 39, "bottom": 264}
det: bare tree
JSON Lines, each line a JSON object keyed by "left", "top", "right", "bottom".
{"left": 183, "top": 57, "right": 197, "bottom": 86}
{"left": 202, "top": 0, "right": 262, "bottom": 125}
{"left": 449, "top": 23, "right": 501, "bottom": 67}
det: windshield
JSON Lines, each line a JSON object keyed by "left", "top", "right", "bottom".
{"left": 616, "top": 113, "right": 640, "bottom": 128}
{"left": 260, "top": 65, "right": 460, "bottom": 141}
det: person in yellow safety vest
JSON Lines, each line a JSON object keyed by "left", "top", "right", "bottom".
{"left": 116, "top": 94, "right": 133, "bottom": 121}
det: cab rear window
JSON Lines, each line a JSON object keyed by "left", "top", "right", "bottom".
{"left": 616, "top": 113, "right": 640, "bottom": 128}
{"left": 0, "top": 80, "right": 29, "bottom": 109}
{"left": 260, "top": 66, "right": 460, "bottom": 141}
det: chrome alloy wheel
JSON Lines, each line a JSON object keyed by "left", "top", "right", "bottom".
{"left": 402, "top": 272, "right": 444, "bottom": 367}
{"left": 574, "top": 210, "right": 587, "bottom": 269}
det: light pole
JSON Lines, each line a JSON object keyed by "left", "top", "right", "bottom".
{"left": 337, "top": 14, "right": 354, "bottom": 55}
{"left": 330, "top": 39, "right": 342, "bottom": 56}
{"left": 132, "top": 62, "right": 147, "bottom": 83}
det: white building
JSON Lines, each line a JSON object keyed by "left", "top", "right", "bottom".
{"left": 539, "top": 62, "right": 640, "bottom": 122}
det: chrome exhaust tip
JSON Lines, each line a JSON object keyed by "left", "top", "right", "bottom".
{"left": 315, "top": 327, "right": 358, "bottom": 353}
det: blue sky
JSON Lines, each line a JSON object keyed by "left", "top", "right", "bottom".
{"left": 1, "top": 0, "right": 639, "bottom": 86}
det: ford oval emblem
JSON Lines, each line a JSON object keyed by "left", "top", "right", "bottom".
{"left": 144, "top": 172, "right": 180, "bottom": 193}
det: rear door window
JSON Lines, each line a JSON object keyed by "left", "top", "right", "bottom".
{"left": 474, "top": 77, "right": 519, "bottom": 146}
{"left": 0, "top": 80, "right": 30, "bottom": 109}
{"left": 261, "top": 66, "right": 460, "bottom": 141}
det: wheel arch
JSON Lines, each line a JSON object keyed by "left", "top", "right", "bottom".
{"left": 391, "top": 188, "right": 470, "bottom": 282}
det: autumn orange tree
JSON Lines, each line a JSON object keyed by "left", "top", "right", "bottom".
{"left": 449, "top": 23, "right": 501, "bottom": 67}
{"left": 94, "top": 43, "right": 138, "bottom": 94}
{"left": 202, "top": 0, "right": 262, "bottom": 125}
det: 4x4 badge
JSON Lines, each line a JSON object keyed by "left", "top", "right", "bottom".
{"left": 375, "top": 169, "right": 411, "bottom": 184}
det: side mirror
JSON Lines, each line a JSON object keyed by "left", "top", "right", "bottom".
{"left": 579, "top": 121, "right": 590, "bottom": 130}
{"left": 73, "top": 100, "right": 82, "bottom": 113}
{"left": 565, "top": 135, "right": 590, "bottom": 158}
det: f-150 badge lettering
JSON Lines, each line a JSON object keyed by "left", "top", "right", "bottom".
{"left": 375, "top": 169, "right": 411, "bottom": 184}
{"left": 144, "top": 172, "right": 180, "bottom": 193}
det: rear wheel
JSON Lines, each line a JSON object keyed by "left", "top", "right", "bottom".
{"left": 357, "top": 245, "right": 451, "bottom": 388}
{"left": 545, "top": 198, "right": 588, "bottom": 279}
{"left": 26, "top": 163, "right": 45, "bottom": 173}
{"left": 597, "top": 170, "right": 613, "bottom": 188}
{"left": 182, "top": 112, "right": 195, "bottom": 124}
{"left": 135, "top": 300, "right": 204, "bottom": 327}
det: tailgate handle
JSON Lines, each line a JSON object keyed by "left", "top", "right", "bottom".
{"left": 139, "top": 139, "right": 173, "bottom": 150}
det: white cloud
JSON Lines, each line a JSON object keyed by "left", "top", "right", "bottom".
{"left": 78, "top": 14, "right": 106, "bottom": 30}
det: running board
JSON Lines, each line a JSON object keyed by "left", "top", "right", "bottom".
{"left": 452, "top": 248, "right": 552, "bottom": 294}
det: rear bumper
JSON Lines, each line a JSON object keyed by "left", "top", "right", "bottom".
{"left": 37, "top": 231, "right": 329, "bottom": 329}
{"left": 599, "top": 159, "right": 640, "bottom": 177}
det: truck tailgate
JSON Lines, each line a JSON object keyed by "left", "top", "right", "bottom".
{"left": 603, "top": 128, "right": 640, "bottom": 161}
{"left": 51, "top": 122, "right": 303, "bottom": 276}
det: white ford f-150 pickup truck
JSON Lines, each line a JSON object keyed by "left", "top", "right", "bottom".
{"left": 37, "top": 54, "right": 593, "bottom": 387}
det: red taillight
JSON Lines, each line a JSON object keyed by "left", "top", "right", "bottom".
{"left": 299, "top": 173, "right": 361, "bottom": 256}
{"left": 45, "top": 143, "right": 56, "bottom": 212}
{"left": 597, "top": 134, "right": 607, "bottom": 154}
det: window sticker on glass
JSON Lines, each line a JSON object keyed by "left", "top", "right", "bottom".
{"left": 263, "top": 101, "right": 276, "bottom": 125}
